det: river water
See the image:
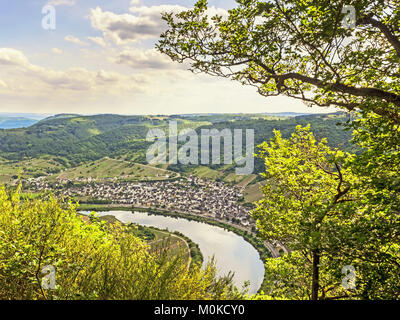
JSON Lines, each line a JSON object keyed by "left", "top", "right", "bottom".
{"left": 85, "top": 211, "right": 265, "bottom": 294}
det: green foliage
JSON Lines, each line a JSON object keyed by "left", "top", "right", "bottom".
{"left": 195, "top": 113, "right": 355, "bottom": 175}
{"left": 0, "top": 114, "right": 154, "bottom": 165}
{"left": 346, "top": 112, "right": 400, "bottom": 299}
{"left": 260, "top": 251, "right": 313, "bottom": 300}
{"left": 173, "top": 231, "right": 204, "bottom": 266}
{"left": 135, "top": 225, "right": 156, "bottom": 241}
{"left": 253, "top": 126, "right": 400, "bottom": 299}
{"left": 254, "top": 125, "right": 355, "bottom": 246}
{"left": 0, "top": 186, "right": 242, "bottom": 300}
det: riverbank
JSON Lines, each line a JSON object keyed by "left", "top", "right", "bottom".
{"left": 79, "top": 203, "right": 271, "bottom": 293}
{"left": 79, "top": 203, "right": 270, "bottom": 257}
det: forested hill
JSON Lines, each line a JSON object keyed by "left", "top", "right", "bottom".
{"left": 0, "top": 113, "right": 354, "bottom": 167}
{"left": 0, "top": 114, "right": 161, "bottom": 165}
{"left": 197, "top": 113, "right": 354, "bottom": 151}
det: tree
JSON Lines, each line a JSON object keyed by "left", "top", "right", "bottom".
{"left": 157, "top": 0, "right": 400, "bottom": 215}
{"left": 345, "top": 114, "right": 400, "bottom": 299}
{"left": 157, "top": 0, "right": 400, "bottom": 123}
{"left": 253, "top": 126, "right": 400, "bottom": 299}
{"left": 253, "top": 125, "right": 356, "bottom": 299}
{"left": 158, "top": 0, "right": 400, "bottom": 299}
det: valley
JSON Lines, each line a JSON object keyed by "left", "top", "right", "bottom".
{"left": 0, "top": 112, "right": 354, "bottom": 206}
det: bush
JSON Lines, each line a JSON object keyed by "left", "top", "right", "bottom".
{"left": 0, "top": 185, "right": 242, "bottom": 300}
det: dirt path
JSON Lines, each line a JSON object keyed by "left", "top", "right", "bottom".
{"left": 148, "top": 229, "right": 192, "bottom": 269}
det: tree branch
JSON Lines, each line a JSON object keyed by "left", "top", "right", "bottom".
{"left": 357, "top": 14, "right": 400, "bottom": 58}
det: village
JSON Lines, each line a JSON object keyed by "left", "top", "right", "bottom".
{"left": 24, "top": 175, "right": 254, "bottom": 227}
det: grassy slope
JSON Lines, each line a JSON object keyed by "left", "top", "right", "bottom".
{"left": 47, "top": 157, "right": 178, "bottom": 182}
{"left": 244, "top": 181, "right": 266, "bottom": 203}
{"left": 0, "top": 157, "right": 63, "bottom": 183}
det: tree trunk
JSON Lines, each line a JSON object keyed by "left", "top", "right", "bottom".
{"left": 311, "top": 250, "right": 320, "bottom": 300}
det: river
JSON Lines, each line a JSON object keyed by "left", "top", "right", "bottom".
{"left": 84, "top": 211, "right": 265, "bottom": 294}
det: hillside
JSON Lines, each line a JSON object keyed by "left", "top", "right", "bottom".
{"left": 0, "top": 114, "right": 161, "bottom": 165}
{"left": 0, "top": 112, "right": 355, "bottom": 195}
{"left": 167, "top": 112, "right": 356, "bottom": 176}
{"left": 0, "top": 113, "right": 353, "bottom": 163}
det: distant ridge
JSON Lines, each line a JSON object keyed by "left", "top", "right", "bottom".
{"left": 170, "top": 111, "right": 338, "bottom": 118}
{"left": 39, "top": 114, "right": 80, "bottom": 122}
{"left": 0, "top": 116, "right": 38, "bottom": 129}
{"left": 0, "top": 112, "right": 341, "bottom": 129}
{"left": 0, "top": 113, "right": 51, "bottom": 120}
{"left": 262, "top": 112, "right": 320, "bottom": 117}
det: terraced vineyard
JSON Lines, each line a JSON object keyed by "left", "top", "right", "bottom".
{"left": 47, "top": 157, "right": 179, "bottom": 182}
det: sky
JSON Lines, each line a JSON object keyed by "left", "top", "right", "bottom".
{"left": 0, "top": 0, "right": 338, "bottom": 115}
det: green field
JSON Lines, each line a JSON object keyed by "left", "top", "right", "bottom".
{"left": 0, "top": 156, "right": 180, "bottom": 184}
{"left": 190, "top": 166, "right": 223, "bottom": 180}
{"left": 0, "top": 157, "right": 64, "bottom": 183}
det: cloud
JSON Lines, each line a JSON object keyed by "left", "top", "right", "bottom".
{"left": 47, "top": 0, "right": 75, "bottom": 6}
{"left": 0, "top": 3, "right": 337, "bottom": 115}
{"left": 52, "top": 48, "right": 63, "bottom": 55}
{"left": 87, "top": 36, "right": 107, "bottom": 47}
{"left": 0, "top": 79, "right": 8, "bottom": 89}
{"left": 0, "top": 48, "right": 145, "bottom": 95}
{"left": 65, "top": 35, "right": 87, "bottom": 46}
{"left": 89, "top": 6, "right": 168, "bottom": 44}
{"left": 90, "top": 5, "right": 227, "bottom": 45}
{"left": 0, "top": 48, "right": 29, "bottom": 66}
{"left": 112, "top": 48, "right": 183, "bottom": 70}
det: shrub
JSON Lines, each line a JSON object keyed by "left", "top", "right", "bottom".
{"left": 0, "top": 185, "right": 242, "bottom": 300}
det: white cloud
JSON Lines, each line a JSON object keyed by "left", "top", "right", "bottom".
{"left": 0, "top": 48, "right": 29, "bottom": 66}
{"left": 52, "top": 48, "right": 63, "bottom": 55}
{"left": 0, "top": 79, "right": 8, "bottom": 89}
{"left": 112, "top": 48, "right": 183, "bottom": 70}
{"left": 0, "top": 48, "right": 145, "bottom": 95}
{"left": 1, "top": 4, "right": 335, "bottom": 115}
{"left": 0, "top": 47, "right": 335, "bottom": 115}
{"left": 65, "top": 35, "right": 88, "bottom": 46}
{"left": 89, "top": 6, "right": 167, "bottom": 44}
{"left": 89, "top": 5, "right": 227, "bottom": 45}
{"left": 87, "top": 36, "right": 107, "bottom": 47}
{"left": 47, "top": 0, "right": 75, "bottom": 6}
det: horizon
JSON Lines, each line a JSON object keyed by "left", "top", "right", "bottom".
{"left": 0, "top": 110, "right": 340, "bottom": 118}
